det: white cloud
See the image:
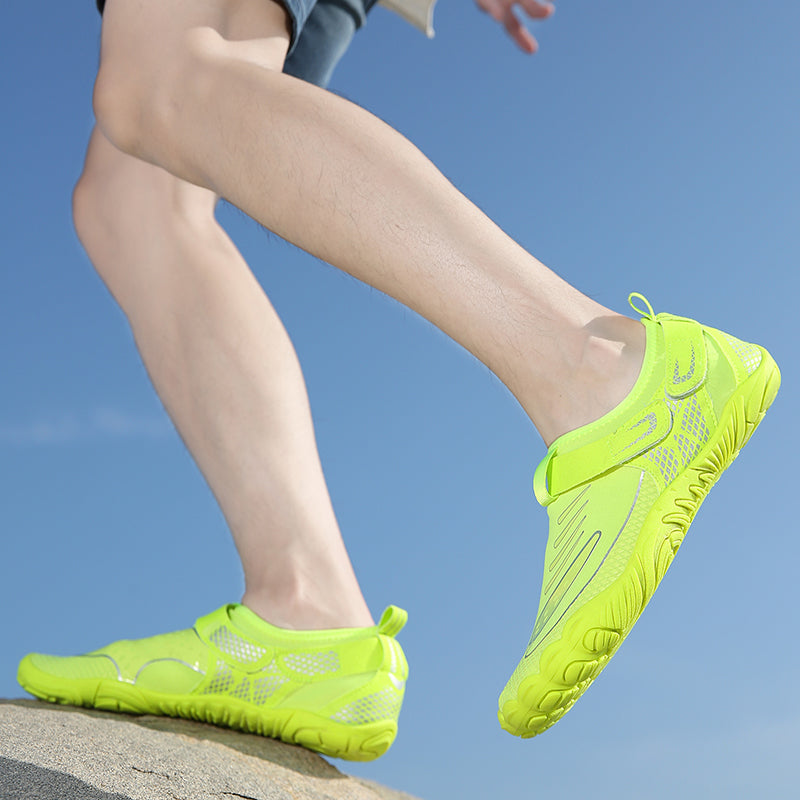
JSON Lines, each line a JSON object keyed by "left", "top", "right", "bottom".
{"left": 0, "top": 408, "right": 172, "bottom": 445}
{"left": 91, "top": 407, "right": 171, "bottom": 438}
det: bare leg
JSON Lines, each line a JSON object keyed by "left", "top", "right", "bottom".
{"left": 95, "top": 0, "right": 645, "bottom": 449}
{"left": 73, "top": 126, "right": 372, "bottom": 631}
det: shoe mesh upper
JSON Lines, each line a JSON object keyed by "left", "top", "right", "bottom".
{"left": 331, "top": 685, "right": 404, "bottom": 725}
{"left": 722, "top": 332, "right": 762, "bottom": 375}
{"left": 645, "top": 442, "right": 680, "bottom": 484}
{"left": 252, "top": 664, "right": 289, "bottom": 704}
{"left": 203, "top": 660, "right": 235, "bottom": 695}
{"left": 208, "top": 625, "right": 267, "bottom": 665}
{"left": 282, "top": 651, "right": 340, "bottom": 676}
{"left": 644, "top": 394, "right": 711, "bottom": 486}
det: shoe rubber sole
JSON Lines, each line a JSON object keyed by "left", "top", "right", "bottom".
{"left": 18, "top": 666, "right": 396, "bottom": 761}
{"left": 498, "top": 346, "right": 781, "bottom": 737}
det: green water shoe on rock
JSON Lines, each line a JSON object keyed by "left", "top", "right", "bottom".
{"left": 19, "top": 604, "right": 408, "bottom": 761}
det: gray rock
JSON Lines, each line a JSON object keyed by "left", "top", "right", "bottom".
{"left": 0, "top": 700, "right": 420, "bottom": 800}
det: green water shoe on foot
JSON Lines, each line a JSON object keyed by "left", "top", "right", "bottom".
{"left": 498, "top": 294, "right": 780, "bottom": 738}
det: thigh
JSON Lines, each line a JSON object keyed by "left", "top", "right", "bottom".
{"left": 99, "top": 0, "right": 293, "bottom": 88}
{"left": 97, "top": 0, "right": 374, "bottom": 85}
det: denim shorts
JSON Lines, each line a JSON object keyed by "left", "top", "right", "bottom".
{"left": 95, "top": 0, "right": 376, "bottom": 88}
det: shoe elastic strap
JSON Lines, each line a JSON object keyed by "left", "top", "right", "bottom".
{"left": 534, "top": 316, "right": 707, "bottom": 504}
{"left": 534, "top": 407, "right": 670, "bottom": 504}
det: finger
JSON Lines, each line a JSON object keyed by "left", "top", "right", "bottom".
{"left": 503, "top": 9, "right": 538, "bottom": 53}
{"left": 517, "top": 0, "right": 556, "bottom": 20}
{"left": 476, "top": 0, "right": 505, "bottom": 22}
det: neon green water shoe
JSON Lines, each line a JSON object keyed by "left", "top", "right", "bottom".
{"left": 18, "top": 604, "right": 408, "bottom": 761}
{"left": 498, "top": 294, "right": 780, "bottom": 738}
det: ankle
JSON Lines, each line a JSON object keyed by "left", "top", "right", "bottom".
{"left": 241, "top": 584, "right": 374, "bottom": 632}
{"left": 537, "top": 314, "right": 646, "bottom": 446}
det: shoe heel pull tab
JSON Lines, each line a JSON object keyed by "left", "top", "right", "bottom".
{"left": 628, "top": 292, "right": 656, "bottom": 320}
{"left": 377, "top": 606, "right": 407, "bottom": 638}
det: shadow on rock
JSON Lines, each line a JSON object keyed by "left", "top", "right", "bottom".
{"left": 0, "top": 755, "right": 133, "bottom": 800}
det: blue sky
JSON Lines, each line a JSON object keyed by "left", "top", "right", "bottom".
{"left": 2, "top": 1, "right": 799, "bottom": 798}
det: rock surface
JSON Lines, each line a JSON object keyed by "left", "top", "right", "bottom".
{"left": 0, "top": 699, "right": 420, "bottom": 800}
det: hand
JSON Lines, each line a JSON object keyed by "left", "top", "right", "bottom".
{"left": 475, "top": 0, "right": 556, "bottom": 54}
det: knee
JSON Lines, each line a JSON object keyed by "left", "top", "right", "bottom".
{"left": 72, "top": 163, "right": 141, "bottom": 299}
{"left": 91, "top": 28, "right": 206, "bottom": 161}
{"left": 72, "top": 163, "right": 139, "bottom": 313}
{"left": 71, "top": 149, "right": 141, "bottom": 275}
{"left": 91, "top": 65, "right": 137, "bottom": 158}
{"left": 72, "top": 162, "right": 184, "bottom": 313}
{"left": 72, "top": 165, "right": 153, "bottom": 319}
{"left": 71, "top": 131, "right": 223, "bottom": 304}
{"left": 72, "top": 158, "right": 210, "bottom": 264}
{"left": 72, "top": 167, "right": 108, "bottom": 258}
{"left": 92, "top": 26, "right": 286, "bottom": 164}
{"left": 91, "top": 42, "right": 180, "bottom": 160}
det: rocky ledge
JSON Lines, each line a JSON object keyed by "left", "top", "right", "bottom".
{"left": 0, "top": 699, "right": 420, "bottom": 800}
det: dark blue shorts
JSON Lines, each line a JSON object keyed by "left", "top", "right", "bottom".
{"left": 283, "top": 0, "right": 378, "bottom": 87}
{"left": 95, "top": 0, "right": 376, "bottom": 88}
